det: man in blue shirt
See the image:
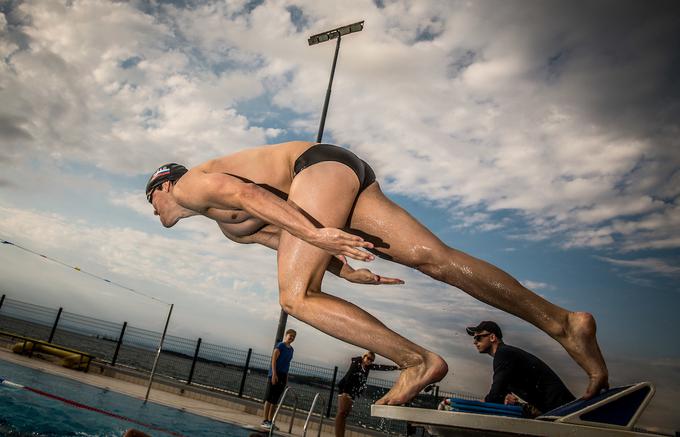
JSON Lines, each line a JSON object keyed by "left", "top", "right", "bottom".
{"left": 467, "top": 321, "right": 575, "bottom": 416}
{"left": 262, "top": 329, "right": 296, "bottom": 429}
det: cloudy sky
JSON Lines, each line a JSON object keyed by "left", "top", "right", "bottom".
{"left": 1, "top": 0, "right": 679, "bottom": 432}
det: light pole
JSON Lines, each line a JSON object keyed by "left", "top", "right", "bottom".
{"left": 309, "top": 20, "right": 365, "bottom": 142}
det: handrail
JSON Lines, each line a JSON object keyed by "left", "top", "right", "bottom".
{"left": 270, "top": 386, "right": 299, "bottom": 437}
{"left": 303, "top": 393, "right": 326, "bottom": 437}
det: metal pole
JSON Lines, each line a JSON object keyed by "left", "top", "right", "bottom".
{"left": 144, "top": 303, "right": 173, "bottom": 403}
{"left": 111, "top": 321, "right": 127, "bottom": 366}
{"left": 187, "top": 337, "right": 202, "bottom": 385}
{"left": 316, "top": 34, "right": 341, "bottom": 143}
{"left": 48, "top": 307, "right": 62, "bottom": 343}
{"left": 239, "top": 347, "right": 252, "bottom": 397}
{"left": 326, "top": 366, "right": 338, "bottom": 417}
{"left": 274, "top": 310, "right": 289, "bottom": 344}
{"left": 0, "top": 294, "right": 5, "bottom": 311}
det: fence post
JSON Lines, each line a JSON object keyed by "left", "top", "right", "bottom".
{"left": 187, "top": 337, "right": 202, "bottom": 385}
{"left": 48, "top": 307, "right": 62, "bottom": 343}
{"left": 111, "top": 321, "right": 127, "bottom": 366}
{"left": 326, "top": 365, "right": 338, "bottom": 417}
{"left": 239, "top": 348, "right": 252, "bottom": 397}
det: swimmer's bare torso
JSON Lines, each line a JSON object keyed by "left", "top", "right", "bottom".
{"left": 188, "top": 141, "right": 314, "bottom": 241}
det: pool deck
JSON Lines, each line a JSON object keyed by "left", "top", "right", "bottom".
{"left": 0, "top": 349, "right": 387, "bottom": 437}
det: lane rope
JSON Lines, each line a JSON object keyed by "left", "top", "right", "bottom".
{"left": 0, "top": 238, "right": 170, "bottom": 305}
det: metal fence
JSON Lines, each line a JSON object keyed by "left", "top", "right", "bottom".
{"left": 0, "top": 294, "right": 479, "bottom": 434}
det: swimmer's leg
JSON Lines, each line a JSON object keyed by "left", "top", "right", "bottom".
{"left": 349, "top": 183, "right": 608, "bottom": 401}
{"left": 277, "top": 162, "right": 447, "bottom": 405}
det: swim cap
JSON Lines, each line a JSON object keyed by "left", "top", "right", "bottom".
{"left": 146, "top": 163, "right": 188, "bottom": 203}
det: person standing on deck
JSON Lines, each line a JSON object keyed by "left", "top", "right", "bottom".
{"left": 262, "top": 329, "right": 296, "bottom": 429}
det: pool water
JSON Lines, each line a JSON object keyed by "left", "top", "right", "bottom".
{"left": 0, "top": 359, "right": 256, "bottom": 436}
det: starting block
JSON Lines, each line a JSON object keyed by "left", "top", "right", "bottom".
{"left": 372, "top": 382, "right": 669, "bottom": 437}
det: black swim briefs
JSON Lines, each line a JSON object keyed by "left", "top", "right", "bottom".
{"left": 293, "top": 144, "right": 376, "bottom": 192}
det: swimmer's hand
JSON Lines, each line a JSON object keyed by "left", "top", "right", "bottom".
{"left": 339, "top": 262, "right": 404, "bottom": 285}
{"left": 312, "top": 228, "right": 375, "bottom": 261}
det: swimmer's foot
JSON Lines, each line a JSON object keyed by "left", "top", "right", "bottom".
{"left": 561, "top": 312, "right": 609, "bottom": 399}
{"left": 584, "top": 372, "right": 610, "bottom": 400}
{"left": 376, "top": 352, "right": 448, "bottom": 405}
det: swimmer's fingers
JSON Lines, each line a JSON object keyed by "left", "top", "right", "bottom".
{"left": 314, "top": 228, "right": 374, "bottom": 261}
{"left": 337, "top": 231, "right": 374, "bottom": 262}
{"left": 366, "top": 271, "right": 404, "bottom": 285}
{"left": 375, "top": 274, "right": 404, "bottom": 285}
{"left": 345, "top": 268, "right": 404, "bottom": 285}
{"left": 342, "top": 246, "right": 375, "bottom": 262}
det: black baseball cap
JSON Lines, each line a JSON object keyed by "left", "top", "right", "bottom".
{"left": 466, "top": 321, "right": 502, "bottom": 339}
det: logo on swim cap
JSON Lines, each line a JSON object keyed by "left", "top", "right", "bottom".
{"left": 146, "top": 163, "right": 188, "bottom": 203}
{"left": 150, "top": 166, "right": 171, "bottom": 182}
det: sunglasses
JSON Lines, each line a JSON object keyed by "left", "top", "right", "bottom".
{"left": 473, "top": 333, "right": 492, "bottom": 342}
{"left": 147, "top": 187, "right": 159, "bottom": 204}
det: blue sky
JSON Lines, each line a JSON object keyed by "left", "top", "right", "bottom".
{"left": 0, "top": 0, "right": 679, "bottom": 432}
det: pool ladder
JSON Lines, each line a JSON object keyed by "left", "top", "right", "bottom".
{"left": 270, "top": 387, "right": 325, "bottom": 437}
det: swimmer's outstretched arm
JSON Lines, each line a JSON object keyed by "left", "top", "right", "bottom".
{"left": 220, "top": 224, "right": 403, "bottom": 285}
{"left": 176, "top": 171, "right": 374, "bottom": 261}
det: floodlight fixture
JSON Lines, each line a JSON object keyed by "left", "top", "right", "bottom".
{"left": 308, "top": 20, "right": 365, "bottom": 142}
{"left": 308, "top": 21, "right": 364, "bottom": 46}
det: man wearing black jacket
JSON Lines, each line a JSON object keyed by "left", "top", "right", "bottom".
{"left": 467, "top": 321, "right": 575, "bottom": 416}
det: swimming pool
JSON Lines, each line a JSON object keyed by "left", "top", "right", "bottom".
{"left": 0, "top": 359, "right": 256, "bottom": 436}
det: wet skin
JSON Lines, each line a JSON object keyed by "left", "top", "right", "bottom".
{"left": 150, "top": 141, "right": 609, "bottom": 404}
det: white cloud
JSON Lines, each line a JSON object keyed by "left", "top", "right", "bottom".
{"left": 1, "top": 0, "right": 273, "bottom": 176}
{"left": 597, "top": 256, "right": 680, "bottom": 277}
{"left": 2, "top": 0, "right": 678, "bottom": 253}
{"left": 521, "top": 280, "right": 554, "bottom": 291}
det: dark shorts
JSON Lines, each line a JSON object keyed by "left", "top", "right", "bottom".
{"left": 293, "top": 144, "right": 377, "bottom": 192}
{"left": 266, "top": 373, "right": 288, "bottom": 404}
